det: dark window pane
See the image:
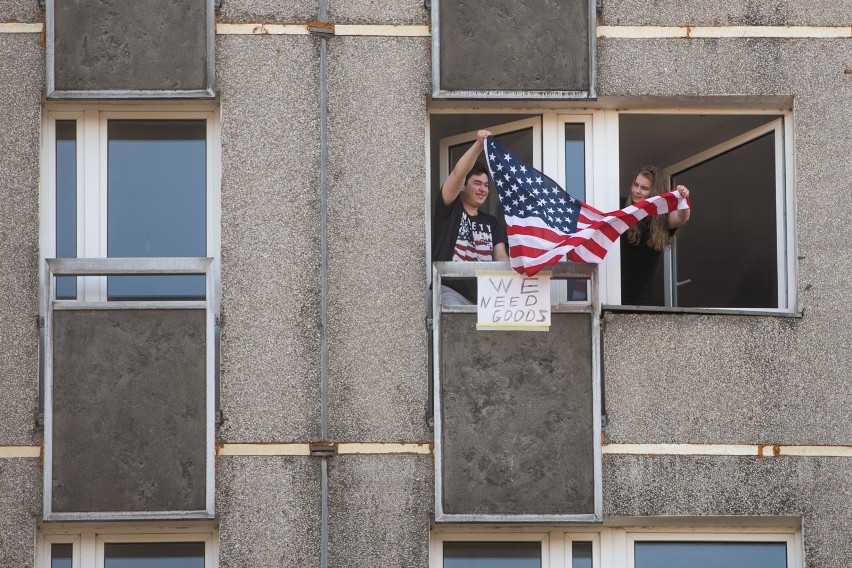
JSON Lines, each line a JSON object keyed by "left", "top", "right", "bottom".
{"left": 563, "top": 123, "right": 587, "bottom": 301}
{"left": 572, "top": 541, "right": 593, "bottom": 568}
{"left": 51, "top": 543, "right": 73, "bottom": 568}
{"left": 56, "top": 120, "right": 77, "bottom": 299}
{"left": 444, "top": 541, "right": 541, "bottom": 568}
{"left": 635, "top": 541, "right": 787, "bottom": 568}
{"left": 107, "top": 120, "right": 206, "bottom": 300}
{"left": 104, "top": 542, "right": 205, "bottom": 568}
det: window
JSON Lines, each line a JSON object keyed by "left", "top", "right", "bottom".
{"left": 42, "top": 107, "right": 221, "bottom": 302}
{"left": 428, "top": 109, "right": 795, "bottom": 313}
{"left": 38, "top": 526, "right": 218, "bottom": 568}
{"left": 431, "top": 528, "right": 799, "bottom": 568}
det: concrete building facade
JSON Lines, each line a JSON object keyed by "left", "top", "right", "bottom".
{"left": 1, "top": 0, "right": 851, "bottom": 566}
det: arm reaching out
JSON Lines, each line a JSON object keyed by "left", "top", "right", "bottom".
{"left": 668, "top": 185, "right": 691, "bottom": 228}
{"left": 441, "top": 129, "right": 492, "bottom": 206}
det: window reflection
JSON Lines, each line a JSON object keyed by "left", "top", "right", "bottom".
{"left": 104, "top": 542, "right": 205, "bottom": 568}
{"left": 51, "top": 543, "right": 73, "bottom": 568}
{"left": 444, "top": 541, "right": 541, "bottom": 568}
{"left": 56, "top": 120, "right": 77, "bottom": 299}
{"left": 106, "top": 120, "right": 206, "bottom": 300}
{"left": 572, "top": 541, "right": 593, "bottom": 568}
{"left": 634, "top": 541, "right": 786, "bottom": 568}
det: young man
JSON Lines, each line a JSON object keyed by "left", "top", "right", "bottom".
{"left": 432, "top": 129, "right": 509, "bottom": 305}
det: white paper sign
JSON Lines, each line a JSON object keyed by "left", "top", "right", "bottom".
{"left": 476, "top": 270, "right": 551, "bottom": 331}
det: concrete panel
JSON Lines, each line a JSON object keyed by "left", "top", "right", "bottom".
{"left": 328, "top": 455, "right": 431, "bottom": 568}
{"left": 217, "top": 456, "right": 321, "bottom": 567}
{"left": 599, "top": 40, "right": 852, "bottom": 445}
{"left": 325, "top": 37, "right": 430, "bottom": 442}
{"left": 329, "top": 0, "right": 429, "bottom": 25}
{"left": 52, "top": 310, "right": 207, "bottom": 513}
{"left": 0, "top": 459, "right": 39, "bottom": 566}
{"left": 438, "top": 0, "right": 590, "bottom": 92}
{"left": 601, "top": 0, "right": 852, "bottom": 26}
{"left": 604, "top": 455, "right": 852, "bottom": 566}
{"left": 216, "top": 35, "right": 323, "bottom": 443}
{"left": 440, "top": 313, "right": 595, "bottom": 516}
{"left": 0, "top": 35, "right": 41, "bottom": 447}
{"left": 216, "top": 0, "right": 316, "bottom": 24}
{"left": 0, "top": 0, "right": 40, "bottom": 22}
{"left": 51, "top": 0, "right": 210, "bottom": 93}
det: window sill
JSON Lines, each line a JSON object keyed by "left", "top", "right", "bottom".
{"left": 602, "top": 304, "right": 803, "bottom": 318}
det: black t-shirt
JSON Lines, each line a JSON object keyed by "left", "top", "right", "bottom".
{"left": 432, "top": 192, "right": 508, "bottom": 301}
{"left": 620, "top": 218, "right": 672, "bottom": 306}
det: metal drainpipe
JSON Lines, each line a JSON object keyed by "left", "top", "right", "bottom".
{"left": 318, "top": 1, "right": 330, "bottom": 567}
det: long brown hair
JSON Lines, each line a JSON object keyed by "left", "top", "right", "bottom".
{"left": 624, "top": 166, "right": 672, "bottom": 251}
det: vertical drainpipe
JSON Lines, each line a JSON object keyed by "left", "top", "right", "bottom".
{"left": 317, "top": 0, "right": 331, "bottom": 567}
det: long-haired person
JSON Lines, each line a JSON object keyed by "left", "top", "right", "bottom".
{"left": 620, "top": 166, "right": 691, "bottom": 305}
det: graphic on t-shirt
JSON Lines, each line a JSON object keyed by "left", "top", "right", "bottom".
{"left": 453, "top": 213, "right": 494, "bottom": 262}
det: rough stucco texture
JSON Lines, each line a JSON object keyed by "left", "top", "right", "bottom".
{"left": 217, "top": 0, "right": 428, "bottom": 24}
{"left": 328, "top": 456, "right": 432, "bottom": 568}
{"left": 0, "top": 35, "right": 40, "bottom": 446}
{"left": 600, "top": 39, "right": 852, "bottom": 445}
{"left": 605, "top": 455, "right": 852, "bottom": 567}
{"left": 218, "top": 456, "right": 321, "bottom": 567}
{"left": 601, "top": 0, "right": 852, "bottom": 26}
{"left": 0, "top": 0, "right": 40, "bottom": 22}
{"left": 217, "top": 35, "right": 323, "bottom": 443}
{"left": 326, "top": 37, "right": 431, "bottom": 442}
{"left": 0, "top": 459, "right": 39, "bottom": 566}
{"left": 217, "top": 0, "right": 316, "bottom": 24}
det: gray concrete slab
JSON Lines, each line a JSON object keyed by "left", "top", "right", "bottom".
{"left": 216, "top": 0, "right": 316, "bottom": 24}
{"left": 601, "top": 0, "right": 852, "bottom": 26}
{"left": 0, "top": 459, "right": 40, "bottom": 566}
{"left": 325, "top": 37, "right": 431, "bottom": 442}
{"left": 218, "top": 456, "right": 321, "bottom": 567}
{"left": 0, "top": 0, "right": 40, "bottom": 22}
{"left": 328, "top": 455, "right": 431, "bottom": 568}
{"left": 0, "top": 35, "right": 41, "bottom": 446}
{"left": 216, "top": 35, "right": 323, "bottom": 442}
{"left": 604, "top": 454, "right": 852, "bottom": 566}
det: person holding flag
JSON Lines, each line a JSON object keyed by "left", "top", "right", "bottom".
{"left": 432, "top": 129, "right": 509, "bottom": 305}
{"left": 620, "top": 166, "right": 691, "bottom": 305}
{"left": 482, "top": 136, "right": 691, "bottom": 280}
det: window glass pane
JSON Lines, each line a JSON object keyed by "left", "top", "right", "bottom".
{"left": 51, "top": 543, "right": 73, "bottom": 568}
{"left": 107, "top": 120, "right": 206, "bottom": 300}
{"left": 444, "top": 541, "right": 541, "bottom": 568}
{"left": 634, "top": 541, "right": 786, "bottom": 568}
{"left": 572, "top": 541, "right": 593, "bottom": 568}
{"left": 56, "top": 120, "right": 77, "bottom": 299}
{"left": 563, "top": 123, "right": 587, "bottom": 301}
{"left": 104, "top": 542, "right": 205, "bottom": 568}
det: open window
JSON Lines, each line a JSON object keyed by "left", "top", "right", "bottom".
{"left": 617, "top": 113, "right": 793, "bottom": 312}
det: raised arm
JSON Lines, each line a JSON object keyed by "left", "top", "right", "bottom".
{"left": 668, "top": 185, "right": 691, "bottom": 228}
{"left": 441, "top": 129, "right": 492, "bottom": 206}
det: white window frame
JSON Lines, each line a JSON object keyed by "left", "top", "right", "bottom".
{"left": 428, "top": 107, "right": 796, "bottom": 314}
{"left": 40, "top": 104, "right": 222, "bottom": 305}
{"left": 431, "top": 525, "right": 800, "bottom": 568}
{"left": 37, "top": 524, "right": 218, "bottom": 568}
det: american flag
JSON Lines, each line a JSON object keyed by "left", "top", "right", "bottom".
{"left": 483, "top": 136, "right": 690, "bottom": 276}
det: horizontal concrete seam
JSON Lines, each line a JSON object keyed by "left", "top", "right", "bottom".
{"left": 597, "top": 25, "right": 852, "bottom": 39}
{"left": 0, "top": 22, "right": 42, "bottom": 33}
{"left": 604, "top": 443, "right": 852, "bottom": 457}
{"left": 0, "top": 446, "right": 41, "bottom": 458}
{"left": 217, "top": 442, "right": 432, "bottom": 456}
{"left": 215, "top": 23, "right": 429, "bottom": 36}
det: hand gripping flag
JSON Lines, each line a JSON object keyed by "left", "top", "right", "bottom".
{"left": 483, "top": 136, "right": 690, "bottom": 276}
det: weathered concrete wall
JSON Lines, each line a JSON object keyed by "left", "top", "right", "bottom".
{"left": 326, "top": 36, "right": 430, "bottom": 443}
{"left": 600, "top": 38, "right": 852, "bottom": 445}
{"left": 605, "top": 455, "right": 852, "bottom": 566}
{"left": 328, "top": 456, "right": 431, "bottom": 568}
{"left": 600, "top": 0, "right": 852, "bottom": 25}
{"left": 217, "top": 35, "right": 323, "bottom": 443}
{"left": 0, "top": 35, "right": 40, "bottom": 448}
{"left": 0, "top": 460, "right": 40, "bottom": 566}
{"left": 217, "top": 456, "right": 321, "bottom": 567}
